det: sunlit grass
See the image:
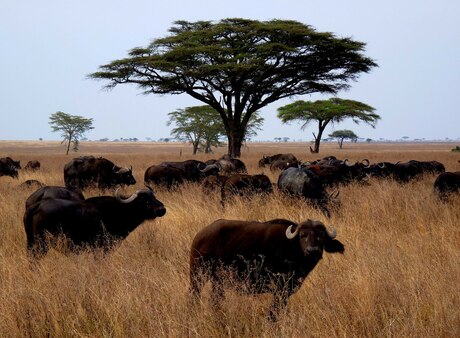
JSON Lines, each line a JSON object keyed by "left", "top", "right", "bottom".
{"left": 0, "top": 141, "right": 458, "bottom": 337}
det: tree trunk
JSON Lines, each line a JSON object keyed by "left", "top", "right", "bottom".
{"left": 192, "top": 139, "right": 199, "bottom": 155}
{"left": 227, "top": 130, "right": 244, "bottom": 158}
{"left": 338, "top": 138, "right": 344, "bottom": 149}
{"left": 309, "top": 120, "right": 327, "bottom": 153}
{"left": 66, "top": 138, "right": 71, "bottom": 155}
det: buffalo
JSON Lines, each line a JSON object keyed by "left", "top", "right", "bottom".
{"left": 24, "top": 187, "right": 166, "bottom": 259}
{"left": 144, "top": 160, "right": 219, "bottom": 189}
{"left": 24, "top": 160, "right": 41, "bottom": 171}
{"left": 303, "top": 159, "right": 369, "bottom": 186}
{"left": 277, "top": 167, "right": 335, "bottom": 217}
{"left": 201, "top": 174, "right": 228, "bottom": 194}
{"left": 144, "top": 165, "right": 185, "bottom": 189}
{"left": 64, "top": 156, "right": 136, "bottom": 189}
{"left": 206, "top": 156, "right": 247, "bottom": 175}
{"left": 0, "top": 157, "right": 21, "bottom": 178}
{"left": 270, "top": 159, "right": 300, "bottom": 172}
{"left": 434, "top": 171, "right": 460, "bottom": 201}
{"left": 25, "top": 185, "right": 85, "bottom": 210}
{"left": 190, "top": 218, "right": 344, "bottom": 320}
{"left": 221, "top": 173, "right": 273, "bottom": 206}
{"left": 258, "top": 153, "right": 298, "bottom": 168}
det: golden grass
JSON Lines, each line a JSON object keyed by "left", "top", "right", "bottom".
{"left": 0, "top": 140, "right": 459, "bottom": 337}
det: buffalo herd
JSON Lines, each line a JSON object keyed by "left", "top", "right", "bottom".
{"left": 0, "top": 151, "right": 457, "bottom": 321}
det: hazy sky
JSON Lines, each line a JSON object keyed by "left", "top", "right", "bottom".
{"left": 1, "top": 0, "right": 459, "bottom": 142}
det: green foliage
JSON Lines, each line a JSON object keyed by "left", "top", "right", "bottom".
{"left": 451, "top": 146, "right": 460, "bottom": 152}
{"left": 49, "top": 111, "right": 94, "bottom": 154}
{"left": 90, "top": 18, "right": 377, "bottom": 156}
{"left": 329, "top": 129, "right": 359, "bottom": 139}
{"left": 329, "top": 129, "right": 358, "bottom": 149}
{"left": 277, "top": 98, "right": 379, "bottom": 152}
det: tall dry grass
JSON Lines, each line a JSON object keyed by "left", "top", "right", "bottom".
{"left": 0, "top": 141, "right": 459, "bottom": 337}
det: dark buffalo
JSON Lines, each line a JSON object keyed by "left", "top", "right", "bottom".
{"left": 366, "top": 160, "right": 445, "bottom": 183}
{"left": 145, "top": 160, "right": 219, "bottom": 189}
{"left": 158, "top": 160, "right": 217, "bottom": 182}
{"left": 392, "top": 161, "right": 425, "bottom": 183}
{"left": 270, "top": 159, "right": 300, "bottom": 172}
{"left": 0, "top": 157, "right": 21, "bottom": 178}
{"left": 190, "top": 218, "right": 344, "bottom": 320}
{"left": 434, "top": 171, "right": 460, "bottom": 201}
{"left": 258, "top": 153, "right": 298, "bottom": 168}
{"left": 201, "top": 174, "right": 228, "bottom": 194}
{"left": 221, "top": 174, "right": 273, "bottom": 206}
{"left": 409, "top": 160, "right": 445, "bottom": 175}
{"left": 25, "top": 186, "right": 85, "bottom": 210}
{"left": 303, "top": 159, "right": 369, "bottom": 186}
{"left": 64, "top": 156, "right": 136, "bottom": 189}
{"left": 144, "top": 165, "right": 185, "bottom": 189}
{"left": 24, "top": 187, "right": 166, "bottom": 259}
{"left": 24, "top": 160, "right": 41, "bottom": 171}
{"left": 364, "top": 161, "right": 398, "bottom": 178}
{"left": 206, "top": 155, "right": 248, "bottom": 175}
{"left": 277, "top": 167, "right": 335, "bottom": 217}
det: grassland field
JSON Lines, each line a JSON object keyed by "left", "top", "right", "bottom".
{"left": 0, "top": 140, "right": 458, "bottom": 337}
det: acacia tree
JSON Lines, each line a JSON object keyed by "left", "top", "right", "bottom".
{"left": 329, "top": 129, "right": 358, "bottom": 149}
{"left": 277, "top": 98, "right": 380, "bottom": 153}
{"left": 49, "top": 111, "right": 94, "bottom": 154}
{"left": 168, "top": 105, "right": 263, "bottom": 154}
{"left": 89, "top": 18, "right": 377, "bottom": 157}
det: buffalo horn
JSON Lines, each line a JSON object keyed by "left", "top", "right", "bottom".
{"left": 113, "top": 166, "right": 129, "bottom": 174}
{"left": 326, "top": 226, "right": 337, "bottom": 239}
{"left": 285, "top": 225, "right": 300, "bottom": 239}
{"left": 362, "top": 159, "right": 370, "bottom": 167}
{"left": 200, "top": 163, "right": 219, "bottom": 173}
{"left": 115, "top": 188, "right": 138, "bottom": 203}
{"left": 378, "top": 162, "right": 386, "bottom": 169}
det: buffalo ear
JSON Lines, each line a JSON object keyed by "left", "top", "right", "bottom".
{"left": 325, "top": 239, "right": 345, "bottom": 254}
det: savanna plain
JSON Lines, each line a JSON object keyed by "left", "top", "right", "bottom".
{"left": 0, "top": 140, "right": 459, "bottom": 338}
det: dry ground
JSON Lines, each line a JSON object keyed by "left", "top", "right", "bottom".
{"left": 0, "top": 141, "right": 459, "bottom": 337}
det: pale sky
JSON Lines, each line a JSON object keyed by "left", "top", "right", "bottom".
{"left": 1, "top": 0, "right": 459, "bottom": 142}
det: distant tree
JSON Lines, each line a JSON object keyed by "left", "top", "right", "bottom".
{"left": 277, "top": 98, "right": 379, "bottom": 153}
{"left": 49, "top": 111, "right": 94, "bottom": 155}
{"left": 366, "top": 138, "right": 372, "bottom": 143}
{"left": 90, "top": 18, "right": 377, "bottom": 157}
{"left": 168, "top": 105, "right": 263, "bottom": 154}
{"left": 329, "top": 130, "right": 358, "bottom": 149}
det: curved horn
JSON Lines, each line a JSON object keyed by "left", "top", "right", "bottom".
{"left": 361, "top": 159, "right": 370, "bottom": 167}
{"left": 285, "top": 225, "right": 300, "bottom": 239}
{"left": 378, "top": 162, "right": 386, "bottom": 169}
{"left": 326, "top": 226, "right": 337, "bottom": 239}
{"left": 113, "top": 166, "right": 129, "bottom": 174}
{"left": 200, "top": 163, "right": 219, "bottom": 173}
{"left": 343, "top": 159, "right": 350, "bottom": 166}
{"left": 115, "top": 188, "right": 138, "bottom": 203}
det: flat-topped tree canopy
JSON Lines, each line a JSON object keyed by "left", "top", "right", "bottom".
{"left": 90, "top": 18, "right": 377, "bottom": 157}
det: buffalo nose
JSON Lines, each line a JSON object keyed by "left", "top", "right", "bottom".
{"left": 306, "top": 245, "right": 320, "bottom": 253}
{"left": 156, "top": 206, "right": 166, "bottom": 217}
